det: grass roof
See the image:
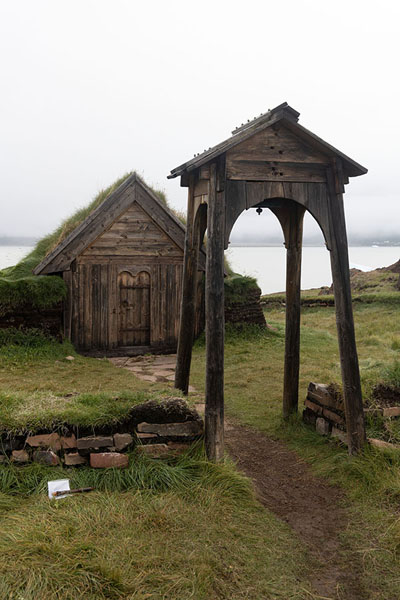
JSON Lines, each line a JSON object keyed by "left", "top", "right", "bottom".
{"left": 0, "top": 173, "right": 177, "bottom": 316}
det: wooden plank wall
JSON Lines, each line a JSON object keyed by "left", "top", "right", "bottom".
{"left": 64, "top": 261, "right": 185, "bottom": 351}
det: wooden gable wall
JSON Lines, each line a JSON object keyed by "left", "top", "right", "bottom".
{"left": 226, "top": 123, "right": 330, "bottom": 183}
{"left": 81, "top": 202, "right": 183, "bottom": 261}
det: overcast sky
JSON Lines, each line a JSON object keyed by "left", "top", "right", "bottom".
{"left": 1, "top": 0, "right": 399, "bottom": 244}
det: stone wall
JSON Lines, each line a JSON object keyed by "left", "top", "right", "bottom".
{"left": 0, "top": 304, "right": 63, "bottom": 339}
{"left": 0, "top": 399, "right": 203, "bottom": 468}
{"left": 225, "top": 287, "right": 266, "bottom": 327}
{"left": 303, "top": 382, "right": 400, "bottom": 450}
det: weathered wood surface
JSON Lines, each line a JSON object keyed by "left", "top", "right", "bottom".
{"left": 39, "top": 176, "right": 209, "bottom": 354}
{"left": 327, "top": 163, "right": 366, "bottom": 454}
{"left": 67, "top": 261, "right": 184, "bottom": 351}
{"left": 169, "top": 103, "right": 367, "bottom": 182}
{"left": 205, "top": 161, "right": 225, "bottom": 462}
{"left": 169, "top": 103, "right": 367, "bottom": 459}
{"left": 270, "top": 201, "right": 305, "bottom": 418}
{"left": 175, "top": 176, "right": 200, "bottom": 394}
{"left": 34, "top": 175, "right": 190, "bottom": 275}
{"left": 118, "top": 270, "right": 150, "bottom": 346}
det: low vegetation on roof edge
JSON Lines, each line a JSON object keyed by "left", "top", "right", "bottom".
{"left": 0, "top": 173, "right": 181, "bottom": 316}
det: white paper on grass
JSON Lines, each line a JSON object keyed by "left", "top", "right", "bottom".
{"left": 48, "top": 479, "right": 70, "bottom": 500}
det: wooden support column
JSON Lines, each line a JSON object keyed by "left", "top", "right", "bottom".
{"left": 270, "top": 201, "right": 305, "bottom": 419}
{"left": 283, "top": 203, "right": 305, "bottom": 418}
{"left": 327, "top": 163, "right": 366, "bottom": 454}
{"left": 205, "top": 161, "right": 225, "bottom": 461}
{"left": 174, "top": 175, "right": 199, "bottom": 394}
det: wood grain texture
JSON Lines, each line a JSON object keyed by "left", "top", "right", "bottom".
{"left": 174, "top": 175, "right": 200, "bottom": 394}
{"left": 326, "top": 165, "right": 366, "bottom": 454}
{"left": 205, "top": 161, "right": 225, "bottom": 462}
{"left": 270, "top": 201, "right": 305, "bottom": 418}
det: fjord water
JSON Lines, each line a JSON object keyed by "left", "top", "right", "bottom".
{"left": 0, "top": 245, "right": 399, "bottom": 295}
{"left": 226, "top": 246, "right": 400, "bottom": 294}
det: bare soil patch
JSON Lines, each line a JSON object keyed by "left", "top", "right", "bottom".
{"left": 225, "top": 420, "right": 367, "bottom": 600}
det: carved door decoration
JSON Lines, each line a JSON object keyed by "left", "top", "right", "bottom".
{"left": 118, "top": 270, "right": 150, "bottom": 346}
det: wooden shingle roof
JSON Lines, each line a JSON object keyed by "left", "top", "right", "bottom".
{"left": 168, "top": 102, "right": 367, "bottom": 179}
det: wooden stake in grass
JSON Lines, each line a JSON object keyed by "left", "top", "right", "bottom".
{"left": 52, "top": 487, "right": 94, "bottom": 498}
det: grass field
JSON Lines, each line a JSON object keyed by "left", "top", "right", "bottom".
{"left": 189, "top": 300, "right": 400, "bottom": 599}
{"left": 0, "top": 294, "right": 400, "bottom": 598}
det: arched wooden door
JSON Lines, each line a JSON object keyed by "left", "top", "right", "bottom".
{"left": 118, "top": 271, "right": 150, "bottom": 346}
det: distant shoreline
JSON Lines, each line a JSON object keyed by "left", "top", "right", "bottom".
{"left": 229, "top": 243, "right": 400, "bottom": 248}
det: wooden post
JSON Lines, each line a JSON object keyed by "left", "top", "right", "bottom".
{"left": 205, "top": 161, "right": 225, "bottom": 461}
{"left": 327, "top": 164, "right": 366, "bottom": 454}
{"left": 283, "top": 203, "right": 305, "bottom": 419}
{"left": 174, "top": 176, "right": 199, "bottom": 394}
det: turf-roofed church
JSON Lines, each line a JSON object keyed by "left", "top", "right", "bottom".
{"left": 34, "top": 174, "right": 204, "bottom": 354}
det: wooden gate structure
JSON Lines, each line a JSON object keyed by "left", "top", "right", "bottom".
{"left": 169, "top": 103, "right": 368, "bottom": 459}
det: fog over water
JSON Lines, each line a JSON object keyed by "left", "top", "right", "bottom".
{"left": 2, "top": 245, "right": 399, "bottom": 295}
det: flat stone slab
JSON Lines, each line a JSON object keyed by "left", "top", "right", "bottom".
{"left": 113, "top": 433, "right": 133, "bottom": 451}
{"left": 316, "top": 417, "right": 330, "bottom": 435}
{"left": 11, "top": 449, "right": 29, "bottom": 463}
{"left": 331, "top": 427, "right": 347, "bottom": 444}
{"left": 26, "top": 433, "right": 61, "bottom": 451}
{"left": 153, "top": 370, "right": 174, "bottom": 378}
{"left": 136, "top": 432, "right": 159, "bottom": 440}
{"left": 137, "top": 444, "right": 170, "bottom": 458}
{"left": 368, "top": 437, "right": 400, "bottom": 450}
{"left": 61, "top": 434, "right": 77, "bottom": 449}
{"left": 383, "top": 407, "right": 400, "bottom": 418}
{"left": 135, "top": 374, "right": 158, "bottom": 383}
{"left": 167, "top": 441, "right": 191, "bottom": 454}
{"left": 64, "top": 452, "right": 87, "bottom": 466}
{"left": 77, "top": 436, "right": 113, "bottom": 450}
{"left": 137, "top": 421, "right": 203, "bottom": 437}
{"left": 33, "top": 450, "right": 60, "bottom": 466}
{"left": 90, "top": 452, "right": 129, "bottom": 468}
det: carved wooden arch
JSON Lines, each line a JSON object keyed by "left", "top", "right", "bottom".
{"left": 223, "top": 180, "right": 333, "bottom": 251}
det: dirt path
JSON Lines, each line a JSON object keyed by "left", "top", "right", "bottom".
{"left": 113, "top": 357, "right": 366, "bottom": 599}
{"left": 225, "top": 420, "right": 366, "bottom": 600}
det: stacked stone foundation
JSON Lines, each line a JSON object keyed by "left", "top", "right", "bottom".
{"left": 303, "top": 382, "right": 400, "bottom": 450}
{"left": 0, "top": 399, "right": 203, "bottom": 468}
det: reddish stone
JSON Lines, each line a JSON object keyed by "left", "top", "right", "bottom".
{"left": 60, "top": 434, "right": 77, "bottom": 449}
{"left": 33, "top": 450, "right": 60, "bottom": 466}
{"left": 64, "top": 452, "right": 87, "bottom": 466}
{"left": 26, "top": 433, "right": 61, "bottom": 451}
{"left": 11, "top": 449, "right": 29, "bottom": 463}
{"left": 90, "top": 452, "right": 129, "bottom": 468}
